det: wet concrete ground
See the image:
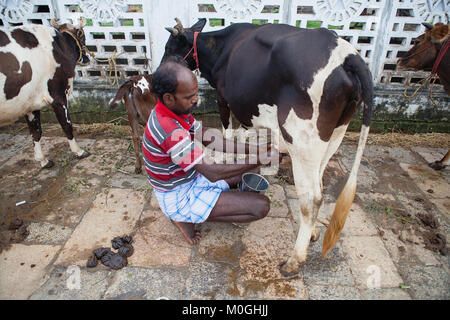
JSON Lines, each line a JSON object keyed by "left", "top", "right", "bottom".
{"left": 0, "top": 124, "right": 449, "bottom": 300}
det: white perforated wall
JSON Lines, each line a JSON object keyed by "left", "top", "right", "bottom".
{"left": 0, "top": 0, "right": 448, "bottom": 91}
{"left": 0, "top": 0, "right": 151, "bottom": 82}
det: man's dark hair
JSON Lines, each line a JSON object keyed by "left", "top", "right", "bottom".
{"left": 152, "top": 56, "right": 189, "bottom": 101}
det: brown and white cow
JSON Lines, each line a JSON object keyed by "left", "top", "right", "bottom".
{"left": 0, "top": 18, "right": 90, "bottom": 168}
{"left": 109, "top": 74, "right": 157, "bottom": 174}
{"left": 398, "top": 22, "right": 450, "bottom": 170}
{"left": 162, "top": 19, "right": 374, "bottom": 276}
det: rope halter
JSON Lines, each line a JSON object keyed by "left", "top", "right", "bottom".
{"left": 63, "top": 30, "right": 85, "bottom": 65}
{"left": 183, "top": 31, "right": 200, "bottom": 75}
{"left": 402, "top": 37, "right": 450, "bottom": 107}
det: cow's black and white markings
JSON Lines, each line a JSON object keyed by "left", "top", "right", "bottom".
{"left": 0, "top": 19, "right": 90, "bottom": 168}
{"left": 0, "top": 52, "right": 32, "bottom": 100}
{"left": 11, "top": 28, "right": 39, "bottom": 49}
{"left": 0, "top": 30, "right": 10, "bottom": 47}
{"left": 162, "top": 19, "right": 374, "bottom": 276}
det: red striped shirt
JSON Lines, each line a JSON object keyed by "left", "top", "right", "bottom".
{"left": 142, "top": 100, "right": 204, "bottom": 191}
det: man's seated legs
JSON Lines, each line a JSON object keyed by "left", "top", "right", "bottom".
{"left": 171, "top": 190, "right": 270, "bottom": 244}
{"left": 207, "top": 190, "right": 270, "bottom": 223}
{"left": 171, "top": 170, "right": 269, "bottom": 244}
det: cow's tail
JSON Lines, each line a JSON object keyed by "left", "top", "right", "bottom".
{"left": 109, "top": 80, "right": 133, "bottom": 109}
{"left": 322, "top": 54, "right": 374, "bottom": 257}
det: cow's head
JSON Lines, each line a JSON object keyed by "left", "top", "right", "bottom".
{"left": 51, "top": 17, "right": 90, "bottom": 66}
{"left": 398, "top": 23, "right": 449, "bottom": 71}
{"left": 161, "top": 18, "right": 207, "bottom": 70}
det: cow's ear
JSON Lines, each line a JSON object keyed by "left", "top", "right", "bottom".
{"left": 190, "top": 18, "right": 206, "bottom": 33}
{"left": 431, "top": 23, "right": 449, "bottom": 43}
{"left": 50, "top": 18, "right": 60, "bottom": 29}
{"left": 77, "top": 29, "right": 84, "bottom": 38}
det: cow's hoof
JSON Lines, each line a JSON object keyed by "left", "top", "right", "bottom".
{"left": 78, "top": 150, "right": 91, "bottom": 159}
{"left": 429, "top": 161, "right": 446, "bottom": 171}
{"left": 135, "top": 166, "right": 142, "bottom": 174}
{"left": 279, "top": 261, "right": 300, "bottom": 278}
{"left": 42, "top": 160, "right": 54, "bottom": 169}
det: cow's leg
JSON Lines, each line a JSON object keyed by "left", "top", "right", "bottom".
{"left": 52, "top": 100, "right": 90, "bottom": 159}
{"left": 429, "top": 150, "right": 450, "bottom": 170}
{"left": 319, "top": 125, "right": 348, "bottom": 183}
{"left": 125, "top": 93, "right": 143, "bottom": 174}
{"left": 280, "top": 147, "right": 326, "bottom": 277}
{"left": 309, "top": 124, "right": 349, "bottom": 241}
{"left": 25, "top": 111, "right": 53, "bottom": 168}
{"left": 276, "top": 102, "right": 331, "bottom": 276}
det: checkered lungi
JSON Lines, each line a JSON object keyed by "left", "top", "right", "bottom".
{"left": 153, "top": 173, "right": 230, "bottom": 223}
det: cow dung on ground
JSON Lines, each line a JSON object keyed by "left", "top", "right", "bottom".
{"left": 87, "top": 235, "right": 134, "bottom": 270}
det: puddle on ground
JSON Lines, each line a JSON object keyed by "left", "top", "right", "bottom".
{"left": 205, "top": 240, "right": 244, "bottom": 267}
{"left": 0, "top": 151, "right": 78, "bottom": 252}
{"left": 204, "top": 240, "right": 300, "bottom": 298}
{"left": 226, "top": 268, "right": 298, "bottom": 298}
{"left": 0, "top": 135, "right": 124, "bottom": 253}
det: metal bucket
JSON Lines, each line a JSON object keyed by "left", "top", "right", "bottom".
{"left": 238, "top": 173, "right": 269, "bottom": 193}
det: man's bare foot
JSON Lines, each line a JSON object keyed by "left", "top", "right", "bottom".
{"left": 171, "top": 220, "right": 202, "bottom": 245}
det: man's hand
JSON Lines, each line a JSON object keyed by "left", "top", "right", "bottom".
{"left": 200, "top": 126, "right": 273, "bottom": 156}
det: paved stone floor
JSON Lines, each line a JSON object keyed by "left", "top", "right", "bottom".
{"left": 0, "top": 126, "right": 449, "bottom": 300}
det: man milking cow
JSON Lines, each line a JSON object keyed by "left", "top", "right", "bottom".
{"left": 143, "top": 57, "right": 275, "bottom": 244}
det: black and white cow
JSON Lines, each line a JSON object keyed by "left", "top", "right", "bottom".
{"left": 162, "top": 19, "right": 374, "bottom": 276}
{"left": 0, "top": 18, "right": 90, "bottom": 168}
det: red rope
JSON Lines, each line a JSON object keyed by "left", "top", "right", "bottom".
{"left": 183, "top": 31, "right": 200, "bottom": 71}
{"left": 432, "top": 38, "right": 450, "bottom": 75}
{"left": 429, "top": 38, "right": 449, "bottom": 94}
{"left": 183, "top": 47, "right": 194, "bottom": 60}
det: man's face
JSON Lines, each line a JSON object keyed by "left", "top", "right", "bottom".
{"left": 164, "top": 71, "right": 199, "bottom": 116}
